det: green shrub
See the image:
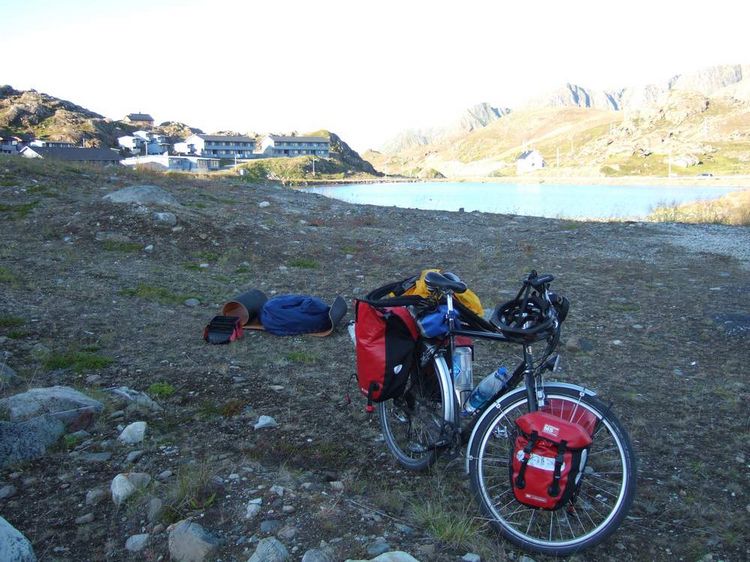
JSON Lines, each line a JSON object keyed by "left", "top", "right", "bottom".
{"left": 147, "top": 382, "right": 176, "bottom": 398}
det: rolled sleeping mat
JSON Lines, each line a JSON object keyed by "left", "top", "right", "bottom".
{"left": 221, "top": 289, "right": 268, "bottom": 327}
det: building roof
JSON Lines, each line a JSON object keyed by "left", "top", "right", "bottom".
{"left": 196, "top": 134, "right": 256, "bottom": 143}
{"left": 22, "top": 147, "right": 123, "bottom": 161}
{"left": 126, "top": 113, "right": 154, "bottom": 122}
{"left": 267, "top": 135, "right": 329, "bottom": 144}
{"left": 518, "top": 150, "right": 541, "bottom": 160}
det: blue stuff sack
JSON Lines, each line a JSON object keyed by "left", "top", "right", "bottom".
{"left": 260, "top": 295, "right": 331, "bottom": 336}
{"left": 417, "top": 305, "right": 458, "bottom": 338}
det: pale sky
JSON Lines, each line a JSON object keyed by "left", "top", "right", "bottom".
{"left": 1, "top": 0, "right": 747, "bottom": 151}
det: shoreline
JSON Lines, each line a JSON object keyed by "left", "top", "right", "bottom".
{"left": 301, "top": 174, "right": 750, "bottom": 189}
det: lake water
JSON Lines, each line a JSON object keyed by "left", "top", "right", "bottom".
{"left": 301, "top": 182, "right": 740, "bottom": 219}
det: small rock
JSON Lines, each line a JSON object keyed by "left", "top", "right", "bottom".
{"left": 519, "top": 556, "right": 537, "bottom": 562}
{"left": 125, "top": 450, "right": 145, "bottom": 464}
{"left": 246, "top": 503, "right": 262, "bottom": 520}
{"left": 260, "top": 519, "right": 282, "bottom": 534}
{"left": 118, "top": 421, "right": 147, "bottom": 444}
{"left": 0, "top": 363, "right": 20, "bottom": 388}
{"left": 125, "top": 533, "right": 150, "bottom": 552}
{"left": 367, "top": 541, "right": 391, "bottom": 557}
{"left": 329, "top": 481, "right": 345, "bottom": 492}
{"left": 157, "top": 469, "right": 173, "bottom": 481}
{"left": 462, "top": 553, "right": 481, "bottom": 562}
{"left": 168, "top": 520, "right": 220, "bottom": 562}
{"left": 147, "top": 497, "right": 164, "bottom": 522}
{"left": 347, "top": 553, "right": 420, "bottom": 562}
{"left": 254, "top": 415, "right": 278, "bottom": 430}
{"left": 153, "top": 212, "right": 178, "bottom": 226}
{"left": 0, "top": 516, "right": 36, "bottom": 561}
{"left": 0, "top": 484, "right": 18, "bottom": 500}
{"left": 144, "top": 244, "right": 154, "bottom": 253}
{"left": 277, "top": 525, "right": 298, "bottom": 540}
{"left": 258, "top": 201, "right": 271, "bottom": 208}
{"left": 111, "top": 472, "right": 151, "bottom": 506}
{"left": 184, "top": 298, "right": 201, "bottom": 307}
{"left": 85, "top": 374, "right": 102, "bottom": 385}
{"left": 564, "top": 336, "right": 592, "bottom": 353}
{"left": 302, "top": 548, "right": 335, "bottom": 562}
{"left": 79, "top": 452, "right": 112, "bottom": 463}
{"left": 270, "top": 484, "right": 285, "bottom": 496}
{"left": 247, "top": 537, "right": 289, "bottom": 562}
{"left": 85, "top": 488, "right": 107, "bottom": 505}
{"left": 282, "top": 505, "right": 295, "bottom": 514}
{"left": 611, "top": 339, "right": 624, "bottom": 346}
{"left": 75, "top": 512, "right": 95, "bottom": 525}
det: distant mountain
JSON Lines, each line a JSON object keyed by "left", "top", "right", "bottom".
{"left": 381, "top": 102, "right": 510, "bottom": 154}
{"left": 366, "top": 63, "right": 750, "bottom": 179}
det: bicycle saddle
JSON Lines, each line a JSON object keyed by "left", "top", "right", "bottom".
{"left": 424, "top": 271, "right": 467, "bottom": 294}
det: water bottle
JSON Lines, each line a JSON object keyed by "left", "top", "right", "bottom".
{"left": 463, "top": 366, "right": 510, "bottom": 415}
{"left": 452, "top": 347, "right": 473, "bottom": 393}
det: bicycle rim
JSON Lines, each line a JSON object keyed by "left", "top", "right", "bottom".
{"left": 470, "top": 388, "right": 636, "bottom": 554}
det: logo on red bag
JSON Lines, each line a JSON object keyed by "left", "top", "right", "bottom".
{"left": 542, "top": 423, "right": 560, "bottom": 437}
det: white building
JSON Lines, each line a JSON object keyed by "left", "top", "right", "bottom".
{"left": 118, "top": 131, "right": 168, "bottom": 155}
{"left": 29, "top": 139, "right": 76, "bottom": 148}
{"left": 174, "top": 134, "right": 256, "bottom": 159}
{"left": 20, "top": 146, "right": 123, "bottom": 165}
{"left": 0, "top": 135, "right": 24, "bottom": 154}
{"left": 121, "top": 154, "right": 220, "bottom": 171}
{"left": 516, "top": 150, "right": 545, "bottom": 174}
{"left": 257, "top": 135, "right": 329, "bottom": 157}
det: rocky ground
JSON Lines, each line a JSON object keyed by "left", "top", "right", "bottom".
{"left": 0, "top": 157, "right": 748, "bottom": 562}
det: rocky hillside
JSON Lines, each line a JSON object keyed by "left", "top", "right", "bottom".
{"left": 1, "top": 156, "right": 748, "bottom": 562}
{"left": 372, "top": 64, "right": 750, "bottom": 178}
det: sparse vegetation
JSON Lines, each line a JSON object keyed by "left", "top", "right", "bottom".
{"left": 0, "top": 315, "right": 24, "bottom": 328}
{"left": 289, "top": 257, "right": 319, "bottom": 269}
{"left": 102, "top": 240, "right": 142, "bottom": 252}
{"left": 147, "top": 382, "right": 176, "bottom": 398}
{"left": 649, "top": 189, "right": 750, "bottom": 225}
{"left": 119, "top": 283, "right": 196, "bottom": 305}
{"left": 43, "top": 350, "right": 113, "bottom": 373}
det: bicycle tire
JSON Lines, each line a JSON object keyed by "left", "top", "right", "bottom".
{"left": 468, "top": 384, "right": 637, "bottom": 555}
{"left": 378, "top": 356, "right": 451, "bottom": 471}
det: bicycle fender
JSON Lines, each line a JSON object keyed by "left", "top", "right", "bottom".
{"left": 464, "top": 382, "right": 597, "bottom": 474}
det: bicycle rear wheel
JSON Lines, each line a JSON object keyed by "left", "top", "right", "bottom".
{"left": 468, "top": 384, "right": 636, "bottom": 555}
{"left": 378, "top": 357, "right": 451, "bottom": 471}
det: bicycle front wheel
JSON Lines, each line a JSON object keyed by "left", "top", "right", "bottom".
{"left": 378, "top": 357, "right": 451, "bottom": 471}
{"left": 468, "top": 384, "right": 636, "bottom": 555}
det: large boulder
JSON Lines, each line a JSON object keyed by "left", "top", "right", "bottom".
{"left": 0, "top": 386, "right": 103, "bottom": 430}
{"left": 0, "top": 417, "right": 65, "bottom": 469}
{"left": 0, "top": 516, "right": 37, "bottom": 562}
{"left": 103, "top": 185, "right": 180, "bottom": 207}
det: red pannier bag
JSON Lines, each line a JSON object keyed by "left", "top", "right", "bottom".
{"left": 354, "top": 300, "right": 420, "bottom": 413}
{"left": 510, "top": 411, "right": 593, "bottom": 510}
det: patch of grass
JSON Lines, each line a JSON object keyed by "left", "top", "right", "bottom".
{"left": 102, "top": 240, "right": 142, "bottom": 252}
{"left": 119, "top": 283, "right": 196, "bottom": 305}
{"left": 0, "top": 266, "right": 19, "bottom": 284}
{"left": 0, "top": 201, "right": 39, "bottom": 219}
{"left": 220, "top": 398, "right": 246, "bottom": 417}
{"left": 286, "top": 350, "right": 319, "bottom": 364}
{"left": 147, "top": 382, "right": 176, "bottom": 398}
{"left": 197, "top": 400, "right": 222, "bottom": 419}
{"left": 162, "top": 462, "right": 217, "bottom": 524}
{"left": 649, "top": 189, "right": 750, "bottom": 226}
{"left": 194, "top": 251, "right": 220, "bottom": 262}
{"left": 289, "top": 258, "right": 319, "bottom": 269}
{"left": 43, "top": 350, "right": 113, "bottom": 373}
{"left": 409, "top": 496, "right": 489, "bottom": 551}
{"left": 0, "top": 315, "right": 24, "bottom": 328}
